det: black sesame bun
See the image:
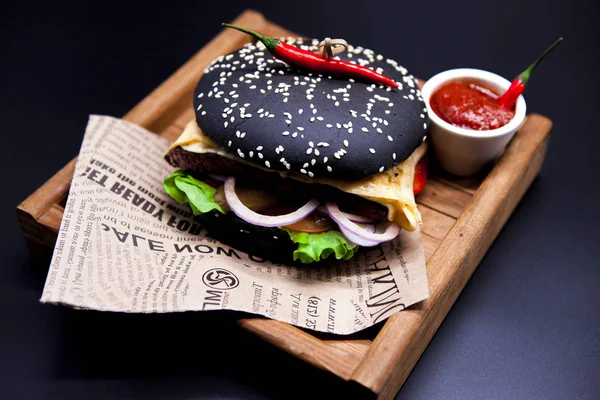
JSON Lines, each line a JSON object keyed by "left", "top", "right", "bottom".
{"left": 194, "top": 38, "right": 428, "bottom": 179}
{"left": 197, "top": 210, "right": 302, "bottom": 265}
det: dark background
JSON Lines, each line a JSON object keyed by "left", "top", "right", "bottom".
{"left": 2, "top": 0, "right": 599, "bottom": 399}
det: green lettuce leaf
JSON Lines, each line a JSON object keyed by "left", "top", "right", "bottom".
{"left": 163, "top": 169, "right": 225, "bottom": 215}
{"left": 281, "top": 228, "right": 359, "bottom": 264}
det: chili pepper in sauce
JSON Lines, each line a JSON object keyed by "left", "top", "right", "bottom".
{"left": 430, "top": 80, "right": 515, "bottom": 130}
{"left": 498, "top": 37, "right": 563, "bottom": 109}
{"left": 222, "top": 24, "right": 399, "bottom": 88}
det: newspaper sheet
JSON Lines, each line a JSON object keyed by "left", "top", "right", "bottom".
{"left": 41, "top": 115, "right": 429, "bottom": 334}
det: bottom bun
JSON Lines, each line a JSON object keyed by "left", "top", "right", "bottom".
{"left": 197, "top": 211, "right": 313, "bottom": 265}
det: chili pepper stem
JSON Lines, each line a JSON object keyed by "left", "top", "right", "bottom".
{"left": 517, "top": 37, "right": 563, "bottom": 84}
{"left": 222, "top": 23, "right": 280, "bottom": 53}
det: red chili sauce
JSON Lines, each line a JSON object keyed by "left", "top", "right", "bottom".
{"left": 430, "top": 80, "right": 515, "bottom": 130}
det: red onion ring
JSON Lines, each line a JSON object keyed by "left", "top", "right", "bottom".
{"left": 316, "top": 206, "right": 375, "bottom": 224}
{"left": 224, "top": 177, "right": 320, "bottom": 227}
{"left": 325, "top": 202, "right": 401, "bottom": 247}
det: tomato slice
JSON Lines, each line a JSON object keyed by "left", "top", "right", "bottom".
{"left": 284, "top": 214, "right": 334, "bottom": 233}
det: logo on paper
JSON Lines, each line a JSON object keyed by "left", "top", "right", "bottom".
{"left": 202, "top": 268, "right": 239, "bottom": 290}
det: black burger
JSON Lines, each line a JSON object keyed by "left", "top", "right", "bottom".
{"left": 163, "top": 35, "right": 429, "bottom": 264}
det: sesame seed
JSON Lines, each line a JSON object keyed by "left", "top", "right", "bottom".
{"left": 292, "top": 132, "right": 298, "bottom": 138}
{"left": 362, "top": 127, "right": 369, "bottom": 133}
{"left": 285, "top": 119, "right": 291, "bottom": 125}
{"left": 265, "top": 161, "right": 271, "bottom": 168}
{"left": 300, "top": 168, "right": 307, "bottom": 174}
{"left": 387, "top": 135, "right": 393, "bottom": 141}
{"left": 308, "top": 171, "right": 314, "bottom": 178}
{"left": 336, "top": 123, "right": 342, "bottom": 129}
{"left": 317, "top": 116, "right": 324, "bottom": 121}
{"left": 282, "top": 131, "right": 289, "bottom": 136}
{"left": 228, "top": 140, "right": 232, "bottom": 147}
{"left": 379, "top": 166, "right": 385, "bottom": 172}
{"left": 343, "top": 140, "right": 349, "bottom": 147}
{"left": 258, "top": 153, "right": 263, "bottom": 159}
{"left": 297, "top": 127, "right": 304, "bottom": 131}
{"left": 327, "top": 166, "right": 333, "bottom": 172}
{"left": 306, "top": 148, "right": 313, "bottom": 154}
{"left": 334, "top": 153, "right": 341, "bottom": 160}
{"left": 348, "top": 128, "right": 353, "bottom": 133}
{"left": 224, "top": 122, "right": 228, "bottom": 128}
{"left": 392, "top": 153, "right": 397, "bottom": 160}
{"left": 299, "top": 109, "right": 303, "bottom": 114}
{"left": 197, "top": 104, "right": 203, "bottom": 111}
{"left": 323, "top": 157, "right": 328, "bottom": 163}
{"left": 369, "top": 148, "right": 376, "bottom": 154}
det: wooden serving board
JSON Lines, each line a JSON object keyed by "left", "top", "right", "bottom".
{"left": 16, "top": 10, "right": 552, "bottom": 399}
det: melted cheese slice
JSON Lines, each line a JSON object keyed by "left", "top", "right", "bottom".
{"left": 169, "top": 120, "right": 426, "bottom": 231}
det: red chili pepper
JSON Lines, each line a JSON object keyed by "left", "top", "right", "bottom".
{"left": 222, "top": 23, "right": 399, "bottom": 89}
{"left": 498, "top": 37, "right": 563, "bottom": 109}
{"left": 413, "top": 155, "right": 427, "bottom": 196}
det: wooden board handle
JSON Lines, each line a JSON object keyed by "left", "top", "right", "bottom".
{"left": 350, "top": 114, "right": 552, "bottom": 398}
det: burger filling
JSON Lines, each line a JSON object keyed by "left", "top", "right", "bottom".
{"left": 163, "top": 120, "right": 426, "bottom": 263}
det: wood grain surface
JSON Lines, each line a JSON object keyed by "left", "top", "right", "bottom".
{"left": 16, "top": 10, "right": 552, "bottom": 399}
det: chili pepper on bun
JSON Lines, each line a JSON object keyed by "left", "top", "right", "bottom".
{"left": 163, "top": 28, "right": 429, "bottom": 264}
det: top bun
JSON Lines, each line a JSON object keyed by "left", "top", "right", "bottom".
{"left": 193, "top": 38, "right": 428, "bottom": 180}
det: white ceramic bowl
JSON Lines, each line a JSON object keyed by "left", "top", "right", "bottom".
{"left": 421, "top": 68, "right": 527, "bottom": 177}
